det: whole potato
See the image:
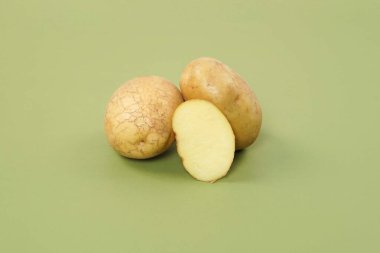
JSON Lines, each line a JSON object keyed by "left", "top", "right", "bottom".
{"left": 180, "top": 57, "right": 262, "bottom": 150}
{"left": 105, "top": 76, "right": 183, "bottom": 159}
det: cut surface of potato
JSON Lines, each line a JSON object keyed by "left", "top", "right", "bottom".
{"left": 172, "top": 100, "right": 235, "bottom": 183}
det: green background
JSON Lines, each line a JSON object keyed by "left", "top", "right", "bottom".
{"left": 1, "top": 0, "right": 379, "bottom": 252}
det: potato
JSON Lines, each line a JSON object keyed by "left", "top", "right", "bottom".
{"left": 173, "top": 99, "right": 235, "bottom": 183}
{"left": 104, "top": 76, "right": 183, "bottom": 159}
{"left": 180, "top": 57, "right": 262, "bottom": 150}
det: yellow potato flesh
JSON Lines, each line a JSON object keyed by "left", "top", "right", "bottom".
{"left": 173, "top": 100, "right": 235, "bottom": 183}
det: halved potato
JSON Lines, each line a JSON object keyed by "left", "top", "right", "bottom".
{"left": 172, "top": 99, "right": 235, "bottom": 183}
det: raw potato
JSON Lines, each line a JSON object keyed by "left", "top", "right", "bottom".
{"left": 104, "top": 76, "right": 183, "bottom": 159}
{"left": 173, "top": 100, "right": 235, "bottom": 183}
{"left": 180, "top": 57, "right": 262, "bottom": 150}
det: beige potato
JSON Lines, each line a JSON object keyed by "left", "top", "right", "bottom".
{"left": 173, "top": 100, "right": 235, "bottom": 183}
{"left": 180, "top": 57, "right": 262, "bottom": 150}
{"left": 104, "top": 76, "right": 183, "bottom": 159}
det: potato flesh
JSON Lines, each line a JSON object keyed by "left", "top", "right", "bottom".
{"left": 173, "top": 100, "right": 235, "bottom": 182}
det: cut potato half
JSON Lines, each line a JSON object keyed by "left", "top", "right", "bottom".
{"left": 172, "top": 99, "right": 235, "bottom": 183}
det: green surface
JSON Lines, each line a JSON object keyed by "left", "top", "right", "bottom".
{"left": 1, "top": 0, "right": 379, "bottom": 252}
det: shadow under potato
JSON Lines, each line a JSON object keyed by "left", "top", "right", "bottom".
{"left": 225, "top": 129, "right": 303, "bottom": 183}
{"left": 119, "top": 141, "right": 255, "bottom": 183}
{"left": 118, "top": 144, "right": 189, "bottom": 180}
{"left": 114, "top": 129, "right": 297, "bottom": 183}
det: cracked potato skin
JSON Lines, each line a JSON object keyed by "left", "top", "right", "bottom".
{"left": 180, "top": 57, "right": 262, "bottom": 150}
{"left": 104, "top": 76, "right": 183, "bottom": 159}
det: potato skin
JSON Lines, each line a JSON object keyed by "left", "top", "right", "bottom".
{"left": 180, "top": 57, "right": 262, "bottom": 150}
{"left": 105, "top": 76, "right": 183, "bottom": 159}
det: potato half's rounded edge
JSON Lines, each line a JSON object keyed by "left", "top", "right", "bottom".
{"left": 179, "top": 57, "right": 262, "bottom": 150}
{"left": 172, "top": 99, "right": 235, "bottom": 183}
{"left": 104, "top": 76, "right": 184, "bottom": 159}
